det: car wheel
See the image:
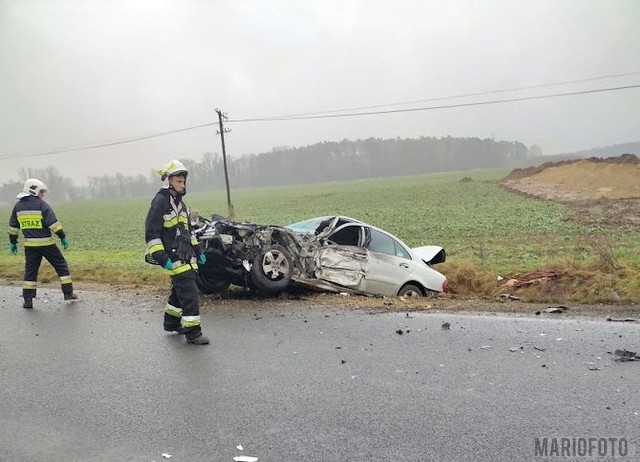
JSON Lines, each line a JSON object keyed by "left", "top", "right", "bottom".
{"left": 250, "top": 244, "right": 294, "bottom": 294}
{"left": 195, "top": 271, "right": 231, "bottom": 294}
{"left": 397, "top": 283, "right": 424, "bottom": 298}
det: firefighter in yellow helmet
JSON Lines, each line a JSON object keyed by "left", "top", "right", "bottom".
{"left": 8, "top": 178, "right": 78, "bottom": 309}
{"left": 144, "top": 160, "right": 209, "bottom": 345}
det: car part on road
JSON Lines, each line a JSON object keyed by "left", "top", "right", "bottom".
{"left": 613, "top": 349, "right": 639, "bottom": 362}
{"left": 606, "top": 316, "right": 638, "bottom": 323}
{"left": 544, "top": 306, "right": 568, "bottom": 313}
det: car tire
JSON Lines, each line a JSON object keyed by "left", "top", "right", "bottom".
{"left": 250, "top": 244, "right": 294, "bottom": 294}
{"left": 397, "top": 283, "right": 425, "bottom": 298}
{"left": 195, "top": 270, "right": 231, "bottom": 294}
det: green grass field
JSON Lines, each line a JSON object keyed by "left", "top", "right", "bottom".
{"left": 2, "top": 169, "right": 639, "bottom": 302}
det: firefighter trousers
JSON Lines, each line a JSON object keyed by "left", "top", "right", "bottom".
{"left": 23, "top": 245, "right": 73, "bottom": 299}
{"left": 163, "top": 270, "right": 202, "bottom": 337}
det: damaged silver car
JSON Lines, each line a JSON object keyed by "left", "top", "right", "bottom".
{"left": 194, "top": 215, "right": 449, "bottom": 298}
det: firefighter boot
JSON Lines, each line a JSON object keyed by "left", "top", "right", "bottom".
{"left": 23, "top": 297, "right": 33, "bottom": 309}
{"left": 186, "top": 332, "right": 210, "bottom": 345}
{"left": 64, "top": 292, "right": 79, "bottom": 301}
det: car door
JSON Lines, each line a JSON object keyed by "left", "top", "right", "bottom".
{"left": 359, "top": 229, "right": 413, "bottom": 296}
{"left": 314, "top": 224, "right": 369, "bottom": 289}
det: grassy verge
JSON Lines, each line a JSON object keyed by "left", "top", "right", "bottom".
{"left": 1, "top": 169, "right": 638, "bottom": 303}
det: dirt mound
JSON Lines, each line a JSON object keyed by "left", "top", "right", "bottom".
{"left": 503, "top": 154, "right": 640, "bottom": 201}
{"left": 501, "top": 154, "right": 640, "bottom": 228}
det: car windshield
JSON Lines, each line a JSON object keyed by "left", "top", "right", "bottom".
{"left": 286, "top": 216, "right": 333, "bottom": 234}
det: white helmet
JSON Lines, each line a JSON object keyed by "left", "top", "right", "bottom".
{"left": 17, "top": 178, "right": 48, "bottom": 199}
{"left": 157, "top": 159, "right": 188, "bottom": 181}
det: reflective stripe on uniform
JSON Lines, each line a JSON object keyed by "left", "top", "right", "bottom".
{"left": 22, "top": 280, "right": 37, "bottom": 289}
{"left": 162, "top": 208, "right": 189, "bottom": 228}
{"left": 190, "top": 235, "right": 198, "bottom": 246}
{"left": 8, "top": 226, "right": 19, "bottom": 236}
{"left": 49, "top": 221, "right": 63, "bottom": 233}
{"left": 16, "top": 209, "right": 41, "bottom": 215}
{"left": 24, "top": 237, "right": 55, "bottom": 247}
{"left": 163, "top": 215, "right": 189, "bottom": 228}
{"left": 169, "top": 262, "right": 197, "bottom": 276}
{"left": 181, "top": 315, "right": 201, "bottom": 328}
{"left": 164, "top": 303, "right": 183, "bottom": 318}
{"left": 146, "top": 238, "right": 164, "bottom": 255}
{"left": 59, "top": 275, "right": 72, "bottom": 285}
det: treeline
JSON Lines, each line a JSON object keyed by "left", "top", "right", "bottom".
{"left": 2, "top": 136, "right": 533, "bottom": 202}
{"left": 232, "top": 136, "right": 529, "bottom": 187}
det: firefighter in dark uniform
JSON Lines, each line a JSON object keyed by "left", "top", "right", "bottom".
{"left": 8, "top": 178, "right": 78, "bottom": 309}
{"left": 145, "top": 160, "right": 209, "bottom": 345}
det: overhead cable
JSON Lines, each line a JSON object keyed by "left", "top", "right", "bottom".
{"left": 2, "top": 81, "right": 639, "bottom": 160}
{"left": 230, "top": 84, "right": 640, "bottom": 122}
{"left": 232, "top": 70, "right": 640, "bottom": 119}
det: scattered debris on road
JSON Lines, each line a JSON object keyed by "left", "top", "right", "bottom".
{"left": 544, "top": 305, "right": 569, "bottom": 314}
{"left": 499, "top": 293, "right": 520, "bottom": 302}
{"left": 606, "top": 316, "right": 638, "bottom": 323}
{"left": 613, "top": 349, "right": 640, "bottom": 362}
{"left": 441, "top": 322, "right": 451, "bottom": 330}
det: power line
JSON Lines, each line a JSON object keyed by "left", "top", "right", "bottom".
{"left": 229, "top": 84, "right": 640, "bottom": 122}
{"left": 231, "top": 70, "right": 640, "bottom": 119}
{"left": 2, "top": 81, "right": 639, "bottom": 161}
{"left": 0, "top": 122, "right": 217, "bottom": 160}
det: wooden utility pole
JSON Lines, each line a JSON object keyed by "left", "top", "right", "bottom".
{"left": 215, "top": 108, "right": 234, "bottom": 219}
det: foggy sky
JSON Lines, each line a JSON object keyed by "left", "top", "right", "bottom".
{"left": 1, "top": 0, "right": 639, "bottom": 186}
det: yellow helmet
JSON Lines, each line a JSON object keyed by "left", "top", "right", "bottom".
{"left": 157, "top": 159, "right": 188, "bottom": 181}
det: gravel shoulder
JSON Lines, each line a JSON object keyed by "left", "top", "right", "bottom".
{"left": 3, "top": 279, "right": 637, "bottom": 321}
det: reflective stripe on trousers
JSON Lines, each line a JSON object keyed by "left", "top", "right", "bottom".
{"left": 167, "top": 270, "right": 202, "bottom": 334}
{"left": 22, "top": 245, "right": 73, "bottom": 298}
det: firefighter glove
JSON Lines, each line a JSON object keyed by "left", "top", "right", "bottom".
{"left": 61, "top": 237, "right": 70, "bottom": 250}
{"left": 163, "top": 259, "right": 173, "bottom": 271}
{"left": 9, "top": 243, "right": 18, "bottom": 255}
{"left": 198, "top": 253, "right": 207, "bottom": 265}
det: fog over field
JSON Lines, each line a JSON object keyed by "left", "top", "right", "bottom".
{"left": 1, "top": 0, "right": 639, "bottom": 185}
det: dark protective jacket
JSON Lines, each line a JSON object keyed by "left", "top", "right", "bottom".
{"left": 8, "top": 196, "right": 66, "bottom": 247}
{"left": 145, "top": 187, "right": 200, "bottom": 276}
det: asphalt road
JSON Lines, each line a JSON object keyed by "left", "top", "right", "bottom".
{"left": 0, "top": 286, "right": 639, "bottom": 462}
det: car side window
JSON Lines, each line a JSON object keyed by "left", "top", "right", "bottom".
{"left": 368, "top": 229, "right": 412, "bottom": 259}
{"left": 394, "top": 240, "right": 411, "bottom": 259}
{"left": 368, "top": 230, "right": 395, "bottom": 255}
{"left": 328, "top": 225, "right": 361, "bottom": 246}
